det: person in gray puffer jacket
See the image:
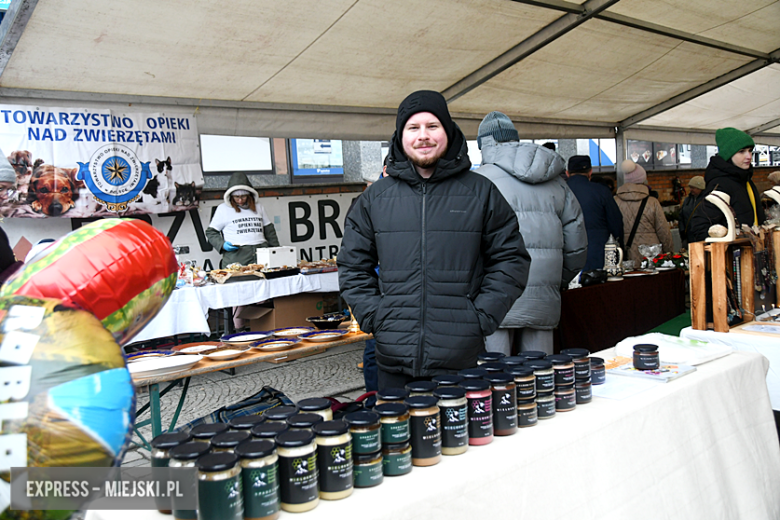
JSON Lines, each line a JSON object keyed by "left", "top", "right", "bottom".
{"left": 476, "top": 112, "right": 587, "bottom": 355}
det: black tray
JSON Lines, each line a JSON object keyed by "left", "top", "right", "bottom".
{"left": 262, "top": 268, "right": 301, "bottom": 279}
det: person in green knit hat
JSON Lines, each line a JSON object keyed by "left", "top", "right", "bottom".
{"left": 206, "top": 172, "right": 280, "bottom": 267}
{"left": 686, "top": 127, "right": 764, "bottom": 243}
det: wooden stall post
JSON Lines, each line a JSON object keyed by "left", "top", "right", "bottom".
{"left": 710, "top": 242, "right": 729, "bottom": 332}
{"left": 689, "top": 241, "right": 707, "bottom": 330}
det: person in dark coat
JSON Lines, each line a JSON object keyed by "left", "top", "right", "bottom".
{"left": 687, "top": 128, "right": 764, "bottom": 243}
{"left": 566, "top": 156, "right": 624, "bottom": 271}
{"left": 338, "top": 90, "right": 530, "bottom": 388}
{"left": 678, "top": 175, "right": 705, "bottom": 245}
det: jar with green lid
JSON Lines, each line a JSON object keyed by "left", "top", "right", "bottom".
{"left": 275, "top": 430, "right": 319, "bottom": 513}
{"left": 405, "top": 380, "right": 437, "bottom": 397}
{"left": 353, "top": 451, "right": 383, "bottom": 488}
{"left": 168, "top": 442, "right": 211, "bottom": 520}
{"left": 312, "top": 420, "right": 353, "bottom": 500}
{"left": 251, "top": 422, "right": 289, "bottom": 441}
{"left": 536, "top": 391, "right": 556, "bottom": 420}
{"left": 433, "top": 387, "right": 468, "bottom": 455}
{"left": 405, "top": 396, "right": 442, "bottom": 467}
{"left": 197, "top": 452, "right": 243, "bottom": 520}
{"left": 375, "top": 387, "right": 409, "bottom": 405}
{"left": 374, "top": 403, "right": 410, "bottom": 445}
{"left": 236, "top": 440, "right": 280, "bottom": 520}
{"left": 190, "top": 423, "right": 229, "bottom": 444}
{"left": 263, "top": 406, "right": 299, "bottom": 424}
{"left": 382, "top": 441, "right": 412, "bottom": 476}
{"left": 211, "top": 431, "right": 251, "bottom": 453}
{"left": 229, "top": 414, "right": 266, "bottom": 432}
{"left": 150, "top": 432, "right": 191, "bottom": 514}
{"left": 344, "top": 410, "right": 381, "bottom": 454}
{"left": 296, "top": 398, "right": 333, "bottom": 421}
{"left": 286, "top": 413, "right": 324, "bottom": 431}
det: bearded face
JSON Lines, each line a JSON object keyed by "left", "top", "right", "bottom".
{"left": 402, "top": 112, "right": 448, "bottom": 172}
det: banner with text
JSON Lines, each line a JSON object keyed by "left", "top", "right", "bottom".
{"left": 0, "top": 104, "right": 203, "bottom": 218}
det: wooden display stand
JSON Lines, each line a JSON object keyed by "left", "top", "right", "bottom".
{"left": 690, "top": 238, "right": 754, "bottom": 332}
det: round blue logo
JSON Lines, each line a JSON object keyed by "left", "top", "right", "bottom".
{"left": 76, "top": 144, "right": 152, "bottom": 212}
{"left": 101, "top": 156, "right": 132, "bottom": 186}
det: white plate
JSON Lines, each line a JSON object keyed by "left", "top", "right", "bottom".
{"left": 300, "top": 330, "right": 348, "bottom": 342}
{"left": 204, "top": 349, "right": 247, "bottom": 361}
{"left": 179, "top": 345, "right": 218, "bottom": 354}
{"left": 128, "top": 355, "right": 203, "bottom": 378}
{"left": 273, "top": 327, "right": 314, "bottom": 338}
{"left": 253, "top": 339, "right": 298, "bottom": 352}
{"left": 655, "top": 266, "right": 676, "bottom": 271}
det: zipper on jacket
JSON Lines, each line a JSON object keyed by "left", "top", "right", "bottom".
{"left": 417, "top": 181, "right": 427, "bottom": 377}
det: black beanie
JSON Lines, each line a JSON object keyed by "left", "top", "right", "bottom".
{"left": 395, "top": 90, "right": 455, "bottom": 143}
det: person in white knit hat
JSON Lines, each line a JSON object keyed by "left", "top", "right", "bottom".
{"left": 614, "top": 160, "right": 673, "bottom": 262}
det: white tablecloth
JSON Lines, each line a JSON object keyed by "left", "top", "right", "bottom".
{"left": 88, "top": 350, "right": 780, "bottom": 520}
{"left": 681, "top": 325, "right": 780, "bottom": 410}
{"left": 130, "top": 272, "right": 339, "bottom": 343}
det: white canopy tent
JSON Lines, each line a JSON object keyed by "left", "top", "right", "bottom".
{"left": 0, "top": 0, "right": 778, "bottom": 149}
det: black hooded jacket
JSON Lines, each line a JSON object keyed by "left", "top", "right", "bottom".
{"left": 687, "top": 155, "right": 764, "bottom": 243}
{"left": 338, "top": 125, "right": 530, "bottom": 377}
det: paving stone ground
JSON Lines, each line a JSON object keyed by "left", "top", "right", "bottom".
{"left": 123, "top": 341, "right": 368, "bottom": 467}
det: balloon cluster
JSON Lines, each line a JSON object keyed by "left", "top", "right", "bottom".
{"left": 0, "top": 219, "right": 178, "bottom": 519}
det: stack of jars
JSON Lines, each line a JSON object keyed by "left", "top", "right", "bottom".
{"left": 523, "top": 352, "right": 557, "bottom": 421}
{"left": 562, "top": 348, "right": 594, "bottom": 405}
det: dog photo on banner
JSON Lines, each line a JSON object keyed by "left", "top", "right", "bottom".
{"left": 0, "top": 105, "right": 204, "bottom": 218}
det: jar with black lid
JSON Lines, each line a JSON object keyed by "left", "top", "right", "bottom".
{"left": 547, "top": 354, "right": 576, "bottom": 386}
{"left": 432, "top": 374, "right": 464, "bottom": 387}
{"left": 554, "top": 384, "right": 576, "bottom": 411}
{"left": 433, "top": 386, "right": 468, "bottom": 455}
{"left": 312, "top": 420, "right": 353, "bottom": 500}
{"left": 382, "top": 441, "right": 412, "bottom": 476}
{"left": 480, "top": 362, "right": 509, "bottom": 374}
{"left": 275, "top": 430, "right": 319, "bottom": 513}
{"left": 287, "top": 413, "right": 324, "bottom": 431}
{"left": 561, "top": 348, "right": 591, "bottom": 381}
{"left": 483, "top": 373, "right": 517, "bottom": 436}
{"left": 169, "top": 442, "right": 211, "bottom": 520}
{"left": 502, "top": 355, "right": 527, "bottom": 367}
{"left": 458, "top": 367, "right": 489, "bottom": 380}
{"left": 353, "top": 451, "right": 383, "bottom": 488}
{"left": 405, "top": 396, "right": 442, "bottom": 467}
{"left": 296, "top": 397, "right": 333, "bottom": 421}
{"left": 516, "top": 396, "right": 538, "bottom": 428}
{"left": 524, "top": 360, "right": 555, "bottom": 393}
{"left": 228, "top": 414, "right": 265, "bottom": 432}
{"left": 251, "top": 422, "right": 289, "bottom": 440}
{"left": 374, "top": 403, "right": 410, "bottom": 445}
{"left": 263, "top": 406, "right": 299, "bottom": 424}
{"left": 575, "top": 380, "right": 592, "bottom": 404}
{"left": 236, "top": 440, "right": 280, "bottom": 520}
{"left": 190, "top": 423, "right": 229, "bottom": 444}
{"left": 405, "top": 380, "right": 437, "bottom": 397}
{"left": 344, "top": 410, "right": 381, "bottom": 454}
{"left": 633, "top": 344, "right": 660, "bottom": 370}
{"left": 590, "top": 357, "right": 606, "bottom": 385}
{"left": 150, "top": 432, "right": 191, "bottom": 514}
{"left": 197, "top": 452, "right": 243, "bottom": 520}
{"left": 506, "top": 366, "right": 536, "bottom": 400}
{"left": 376, "top": 387, "right": 409, "bottom": 405}
{"left": 458, "top": 379, "right": 493, "bottom": 445}
{"left": 211, "top": 430, "right": 251, "bottom": 452}
{"left": 477, "top": 352, "right": 506, "bottom": 364}
{"left": 522, "top": 350, "right": 547, "bottom": 361}
{"left": 536, "top": 391, "right": 556, "bottom": 420}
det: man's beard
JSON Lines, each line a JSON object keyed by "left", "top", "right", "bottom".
{"left": 407, "top": 147, "right": 446, "bottom": 169}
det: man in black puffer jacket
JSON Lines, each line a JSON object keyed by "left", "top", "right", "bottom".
{"left": 338, "top": 91, "right": 530, "bottom": 388}
{"left": 687, "top": 128, "right": 764, "bottom": 243}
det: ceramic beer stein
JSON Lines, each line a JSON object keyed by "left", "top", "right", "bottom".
{"left": 603, "top": 235, "right": 624, "bottom": 281}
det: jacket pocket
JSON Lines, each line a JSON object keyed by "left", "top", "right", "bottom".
{"left": 464, "top": 296, "right": 486, "bottom": 336}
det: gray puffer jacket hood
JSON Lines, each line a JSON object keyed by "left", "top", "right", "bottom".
{"left": 477, "top": 138, "right": 588, "bottom": 329}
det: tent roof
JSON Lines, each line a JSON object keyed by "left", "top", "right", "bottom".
{"left": 0, "top": 0, "right": 778, "bottom": 144}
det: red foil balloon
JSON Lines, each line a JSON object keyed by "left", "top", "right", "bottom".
{"left": 1, "top": 219, "right": 177, "bottom": 345}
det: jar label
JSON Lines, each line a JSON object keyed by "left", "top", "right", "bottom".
{"left": 409, "top": 412, "right": 442, "bottom": 459}
{"left": 576, "top": 386, "right": 592, "bottom": 403}
{"left": 515, "top": 379, "right": 536, "bottom": 399}
{"left": 574, "top": 362, "right": 591, "bottom": 379}
{"left": 517, "top": 405, "right": 538, "bottom": 427}
{"left": 555, "top": 392, "right": 576, "bottom": 411}
{"left": 536, "top": 373, "right": 555, "bottom": 392}
{"left": 592, "top": 368, "right": 606, "bottom": 384}
{"left": 554, "top": 367, "right": 575, "bottom": 386}
{"left": 278, "top": 452, "right": 319, "bottom": 505}
{"left": 467, "top": 395, "right": 492, "bottom": 438}
{"left": 351, "top": 429, "right": 381, "bottom": 454}
{"left": 492, "top": 389, "right": 517, "bottom": 432}
{"left": 353, "top": 460, "right": 383, "bottom": 488}
{"left": 241, "top": 464, "right": 280, "bottom": 519}
{"left": 440, "top": 404, "right": 468, "bottom": 449}
{"left": 537, "top": 399, "right": 556, "bottom": 418}
{"left": 381, "top": 420, "right": 410, "bottom": 444}
{"left": 316, "top": 441, "right": 353, "bottom": 493}
{"left": 197, "top": 475, "right": 243, "bottom": 520}
{"left": 382, "top": 449, "right": 412, "bottom": 476}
